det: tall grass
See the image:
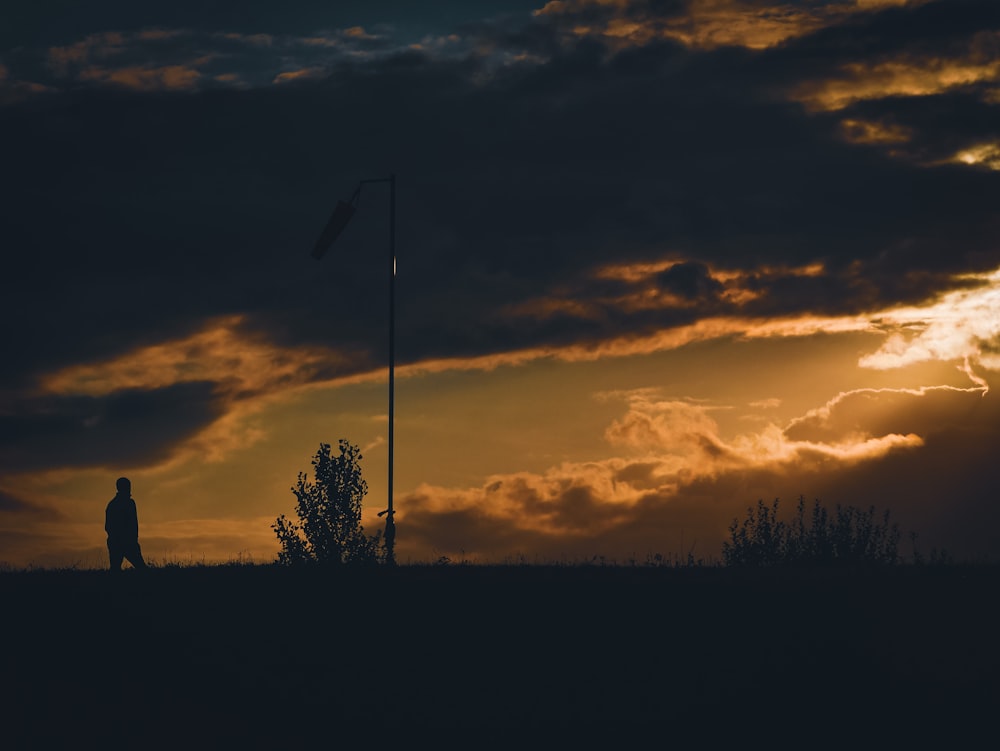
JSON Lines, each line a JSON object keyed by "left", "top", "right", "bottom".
{"left": 722, "top": 496, "right": 903, "bottom": 567}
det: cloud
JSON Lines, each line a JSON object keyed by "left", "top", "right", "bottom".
{"left": 792, "top": 48, "right": 1000, "bottom": 112}
{"left": 0, "top": 381, "right": 225, "bottom": 471}
{"left": 838, "top": 117, "right": 913, "bottom": 145}
{"left": 47, "top": 31, "right": 131, "bottom": 73}
{"left": 396, "top": 383, "right": 951, "bottom": 561}
{"left": 859, "top": 269, "right": 1000, "bottom": 372}
{"left": 534, "top": 0, "right": 935, "bottom": 52}
{"left": 398, "top": 370, "right": 1000, "bottom": 563}
{"left": 602, "top": 392, "right": 733, "bottom": 458}
{"left": 0, "top": 488, "right": 60, "bottom": 518}
{"left": 1, "top": 0, "right": 999, "bottom": 541}
{"left": 272, "top": 67, "right": 327, "bottom": 85}
{"left": 7, "top": 316, "right": 384, "bottom": 471}
{"left": 953, "top": 142, "right": 1000, "bottom": 170}
{"left": 36, "top": 26, "right": 404, "bottom": 92}
{"left": 78, "top": 63, "right": 202, "bottom": 91}
{"left": 36, "top": 315, "right": 357, "bottom": 400}
{"left": 786, "top": 383, "right": 988, "bottom": 444}
{"left": 2, "top": 236, "right": 988, "bottom": 491}
{"left": 657, "top": 261, "right": 724, "bottom": 300}
{"left": 0, "top": 57, "right": 52, "bottom": 102}
{"left": 10, "top": 258, "right": 997, "bottom": 479}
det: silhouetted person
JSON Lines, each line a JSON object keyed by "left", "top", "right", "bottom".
{"left": 105, "top": 477, "right": 147, "bottom": 572}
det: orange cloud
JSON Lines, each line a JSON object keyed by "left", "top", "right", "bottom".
{"left": 137, "top": 29, "right": 185, "bottom": 42}
{"left": 859, "top": 268, "right": 1000, "bottom": 373}
{"left": 786, "top": 383, "right": 988, "bottom": 446}
{"left": 30, "top": 268, "right": 1000, "bottom": 475}
{"left": 504, "top": 259, "right": 833, "bottom": 323}
{"left": 31, "top": 316, "right": 379, "bottom": 470}
{"left": 793, "top": 44, "right": 1000, "bottom": 112}
{"left": 396, "top": 311, "right": 875, "bottom": 380}
{"left": 216, "top": 32, "right": 274, "bottom": 46}
{"left": 0, "top": 64, "right": 51, "bottom": 103}
{"left": 38, "top": 315, "right": 352, "bottom": 399}
{"left": 953, "top": 142, "right": 1000, "bottom": 171}
{"left": 397, "top": 384, "right": 931, "bottom": 561}
{"left": 485, "top": 263, "right": 1000, "bottom": 380}
{"left": 48, "top": 32, "right": 128, "bottom": 73}
{"left": 839, "top": 118, "right": 913, "bottom": 145}
{"left": 45, "top": 29, "right": 236, "bottom": 91}
{"left": 300, "top": 27, "right": 383, "bottom": 47}
{"left": 602, "top": 392, "right": 732, "bottom": 457}
{"left": 273, "top": 67, "right": 327, "bottom": 84}
{"left": 535, "top": 0, "right": 932, "bottom": 52}
{"left": 344, "top": 26, "right": 377, "bottom": 40}
{"left": 79, "top": 64, "right": 202, "bottom": 91}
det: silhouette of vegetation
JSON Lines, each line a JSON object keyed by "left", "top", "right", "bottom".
{"left": 272, "top": 440, "right": 383, "bottom": 565}
{"left": 722, "top": 496, "right": 901, "bottom": 567}
{"left": 909, "top": 531, "right": 954, "bottom": 567}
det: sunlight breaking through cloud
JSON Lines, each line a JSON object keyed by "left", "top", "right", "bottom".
{"left": 860, "top": 268, "right": 1000, "bottom": 378}
{"left": 954, "top": 142, "right": 1000, "bottom": 170}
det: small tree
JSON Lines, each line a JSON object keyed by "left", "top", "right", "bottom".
{"left": 273, "top": 440, "right": 383, "bottom": 565}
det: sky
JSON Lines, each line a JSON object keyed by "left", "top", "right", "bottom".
{"left": 2, "top": 0, "right": 999, "bottom": 567}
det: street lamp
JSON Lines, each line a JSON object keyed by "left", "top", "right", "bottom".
{"left": 312, "top": 174, "right": 396, "bottom": 565}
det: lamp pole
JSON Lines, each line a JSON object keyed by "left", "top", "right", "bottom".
{"left": 312, "top": 173, "right": 397, "bottom": 565}
{"left": 384, "top": 173, "right": 396, "bottom": 564}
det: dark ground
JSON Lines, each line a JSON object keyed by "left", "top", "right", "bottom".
{"left": 2, "top": 564, "right": 998, "bottom": 748}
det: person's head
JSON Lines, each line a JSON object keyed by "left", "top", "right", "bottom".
{"left": 116, "top": 477, "right": 131, "bottom": 495}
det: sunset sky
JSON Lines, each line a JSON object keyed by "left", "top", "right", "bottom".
{"left": 2, "top": 0, "right": 999, "bottom": 567}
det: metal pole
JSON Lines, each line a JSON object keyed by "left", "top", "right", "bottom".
{"left": 385, "top": 173, "right": 397, "bottom": 564}
{"left": 316, "top": 175, "right": 398, "bottom": 564}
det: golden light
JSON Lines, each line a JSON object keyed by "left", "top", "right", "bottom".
{"left": 839, "top": 118, "right": 912, "bottom": 145}
{"left": 795, "top": 55, "right": 1000, "bottom": 112}
{"left": 954, "top": 143, "right": 1000, "bottom": 170}
{"left": 859, "top": 268, "right": 1000, "bottom": 374}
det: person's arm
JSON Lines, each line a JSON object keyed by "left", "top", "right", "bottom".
{"left": 129, "top": 499, "right": 139, "bottom": 539}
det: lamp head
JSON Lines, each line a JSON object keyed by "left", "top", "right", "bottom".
{"left": 312, "top": 200, "right": 357, "bottom": 259}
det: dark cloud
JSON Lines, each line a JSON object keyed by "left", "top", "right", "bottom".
{"left": 2, "top": 14, "right": 994, "bottom": 359}
{"left": 1, "top": 0, "right": 998, "bottom": 474}
{"left": 0, "top": 489, "right": 61, "bottom": 518}
{"left": 658, "top": 262, "right": 723, "bottom": 299}
{"left": 784, "top": 0, "right": 1000, "bottom": 61}
{"left": 785, "top": 386, "right": 988, "bottom": 445}
{"left": 0, "top": 382, "right": 224, "bottom": 471}
{"left": 2, "top": 1, "right": 544, "bottom": 49}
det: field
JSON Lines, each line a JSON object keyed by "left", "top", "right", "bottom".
{"left": 3, "top": 563, "right": 998, "bottom": 747}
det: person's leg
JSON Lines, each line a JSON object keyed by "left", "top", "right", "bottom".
{"left": 108, "top": 544, "right": 124, "bottom": 572}
{"left": 124, "top": 543, "right": 147, "bottom": 569}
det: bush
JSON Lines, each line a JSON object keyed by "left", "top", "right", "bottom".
{"left": 272, "top": 440, "right": 384, "bottom": 565}
{"left": 722, "top": 496, "right": 901, "bottom": 567}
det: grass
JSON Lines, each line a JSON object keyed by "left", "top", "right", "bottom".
{"left": 2, "top": 560, "right": 998, "bottom": 747}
